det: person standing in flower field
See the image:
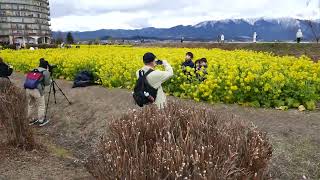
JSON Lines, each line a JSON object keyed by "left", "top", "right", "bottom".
{"left": 296, "top": 29, "right": 303, "bottom": 43}
{"left": 134, "top": 53, "right": 174, "bottom": 109}
{"left": 182, "top": 52, "right": 195, "bottom": 69}
{"left": 253, "top": 32, "right": 258, "bottom": 43}
{"left": 220, "top": 34, "right": 225, "bottom": 43}
{"left": 195, "top": 58, "right": 208, "bottom": 81}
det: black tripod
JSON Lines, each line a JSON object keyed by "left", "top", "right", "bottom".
{"left": 44, "top": 78, "right": 72, "bottom": 120}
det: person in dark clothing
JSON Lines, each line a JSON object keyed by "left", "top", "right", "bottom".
{"left": 195, "top": 58, "right": 208, "bottom": 73}
{"left": 195, "top": 58, "right": 208, "bottom": 81}
{"left": 182, "top": 52, "right": 195, "bottom": 74}
{"left": 195, "top": 59, "right": 201, "bottom": 70}
{"left": 0, "top": 57, "right": 13, "bottom": 79}
{"left": 199, "top": 58, "right": 208, "bottom": 69}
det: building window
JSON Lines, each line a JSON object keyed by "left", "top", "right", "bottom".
{"left": 12, "top": 5, "right": 18, "bottom": 10}
{"left": 0, "top": 17, "right": 7, "bottom": 22}
{"left": 0, "top": 11, "right": 5, "bottom": 16}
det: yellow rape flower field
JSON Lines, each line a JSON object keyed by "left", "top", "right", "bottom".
{"left": 1, "top": 45, "right": 319, "bottom": 110}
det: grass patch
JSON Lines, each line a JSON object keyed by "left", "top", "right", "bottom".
{"left": 270, "top": 137, "right": 320, "bottom": 179}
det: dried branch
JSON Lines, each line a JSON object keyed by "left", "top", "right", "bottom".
{"left": 0, "top": 78, "right": 35, "bottom": 150}
{"left": 86, "top": 102, "right": 272, "bottom": 180}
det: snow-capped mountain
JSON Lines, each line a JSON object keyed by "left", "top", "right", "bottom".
{"left": 53, "top": 18, "right": 319, "bottom": 41}
{"left": 194, "top": 18, "right": 302, "bottom": 28}
{"left": 190, "top": 18, "right": 316, "bottom": 41}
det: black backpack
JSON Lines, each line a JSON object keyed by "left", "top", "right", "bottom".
{"left": 133, "top": 69, "right": 158, "bottom": 107}
{"left": 73, "top": 70, "right": 95, "bottom": 88}
{"left": 0, "top": 63, "right": 13, "bottom": 78}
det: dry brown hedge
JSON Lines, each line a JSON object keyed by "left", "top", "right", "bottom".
{"left": 86, "top": 102, "right": 272, "bottom": 180}
{"left": 0, "top": 78, "right": 35, "bottom": 150}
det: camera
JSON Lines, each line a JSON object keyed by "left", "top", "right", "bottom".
{"left": 156, "top": 60, "right": 163, "bottom": 65}
{"left": 48, "top": 64, "right": 57, "bottom": 73}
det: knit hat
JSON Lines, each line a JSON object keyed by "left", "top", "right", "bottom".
{"left": 143, "top": 52, "right": 156, "bottom": 64}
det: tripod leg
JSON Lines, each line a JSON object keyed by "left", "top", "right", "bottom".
{"left": 52, "top": 83, "right": 57, "bottom": 104}
{"left": 53, "top": 81, "right": 72, "bottom": 105}
{"left": 45, "top": 83, "right": 53, "bottom": 120}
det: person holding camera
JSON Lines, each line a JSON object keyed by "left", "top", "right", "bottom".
{"left": 25, "top": 58, "right": 51, "bottom": 127}
{"left": 135, "top": 52, "right": 173, "bottom": 109}
{"left": 0, "top": 57, "right": 13, "bottom": 80}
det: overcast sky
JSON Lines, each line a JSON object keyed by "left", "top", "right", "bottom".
{"left": 50, "top": 0, "right": 320, "bottom": 31}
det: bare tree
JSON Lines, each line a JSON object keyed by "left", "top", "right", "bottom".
{"left": 307, "top": 20, "right": 320, "bottom": 43}
{"left": 306, "top": 0, "right": 320, "bottom": 43}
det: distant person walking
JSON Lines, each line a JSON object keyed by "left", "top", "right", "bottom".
{"left": 253, "top": 32, "right": 257, "bottom": 43}
{"left": 296, "top": 29, "right": 303, "bottom": 43}
{"left": 181, "top": 37, "right": 184, "bottom": 43}
{"left": 220, "top": 34, "right": 225, "bottom": 43}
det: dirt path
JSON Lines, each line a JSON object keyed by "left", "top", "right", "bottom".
{"left": 1, "top": 73, "right": 135, "bottom": 179}
{"left": 1, "top": 73, "right": 319, "bottom": 180}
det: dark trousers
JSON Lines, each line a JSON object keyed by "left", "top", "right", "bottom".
{"left": 297, "top": 38, "right": 301, "bottom": 43}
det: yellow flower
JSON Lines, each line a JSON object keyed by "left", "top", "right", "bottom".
{"left": 231, "top": 86, "right": 238, "bottom": 91}
{"left": 1, "top": 45, "right": 318, "bottom": 110}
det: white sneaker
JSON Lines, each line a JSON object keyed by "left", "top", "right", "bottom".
{"left": 38, "top": 119, "right": 50, "bottom": 127}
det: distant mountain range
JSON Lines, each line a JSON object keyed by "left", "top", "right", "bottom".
{"left": 53, "top": 18, "right": 320, "bottom": 42}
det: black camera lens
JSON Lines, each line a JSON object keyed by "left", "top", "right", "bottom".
{"left": 48, "top": 64, "right": 57, "bottom": 73}
{"left": 156, "top": 60, "right": 163, "bottom": 65}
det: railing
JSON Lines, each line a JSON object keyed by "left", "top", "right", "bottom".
{"left": 0, "top": 3, "right": 50, "bottom": 13}
{"left": 0, "top": 14, "right": 50, "bottom": 21}
{"left": 0, "top": 17, "right": 51, "bottom": 25}
{"left": 0, "top": 0, "right": 49, "bottom": 7}
{"left": 0, "top": 7, "right": 50, "bottom": 14}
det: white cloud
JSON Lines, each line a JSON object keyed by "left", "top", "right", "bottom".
{"left": 50, "top": 0, "right": 320, "bottom": 31}
{"left": 51, "top": 11, "right": 151, "bottom": 31}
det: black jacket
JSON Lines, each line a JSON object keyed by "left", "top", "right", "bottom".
{"left": 181, "top": 60, "right": 195, "bottom": 69}
{"left": 0, "top": 62, "right": 13, "bottom": 78}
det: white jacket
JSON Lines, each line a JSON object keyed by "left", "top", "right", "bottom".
{"left": 136, "top": 60, "right": 174, "bottom": 109}
{"left": 296, "top": 30, "right": 303, "bottom": 38}
{"left": 253, "top": 32, "right": 257, "bottom": 42}
{"left": 221, "top": 35, "right": 225, "bottom": 41}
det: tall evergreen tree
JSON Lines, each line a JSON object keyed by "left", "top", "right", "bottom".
{"left": 66, "top": 32, "right": 74, "bottom": 44}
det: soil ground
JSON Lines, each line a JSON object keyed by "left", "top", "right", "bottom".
{"left": 0, "top": 72, "right": 319, "bottom": 180}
